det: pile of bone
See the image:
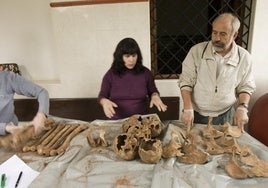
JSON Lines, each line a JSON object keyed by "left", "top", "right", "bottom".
{"left": 22, "top": 119, "right": 88, "bottom": 156}
{"left": 113, "top": 115, "right": 268, "bottom": 179}
{"left": 173, "top": 117, "right": 268, "bottom": 178}
{"left": 202, "top": 117, "right": 268, "bottom": 179}
{"left": 0, "top": 118, "right": 55, "bottom": 151}
{"left": 113, "top": 114, "right": 199, "bottom": 164}
{"left": 0, "top": 118, "right": 88, "bottom": 156}
{"left": 113, "top": 114, "right": 164, "bottom": 163}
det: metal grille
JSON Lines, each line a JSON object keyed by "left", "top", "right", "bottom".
{"left": 150, "top": 0, "right": 253, "bottom": 79}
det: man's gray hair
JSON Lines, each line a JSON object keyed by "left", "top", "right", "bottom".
{"left": 213, "top": 13, "right": 241, "bottom": 34}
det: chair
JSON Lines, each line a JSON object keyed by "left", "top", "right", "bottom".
{"left": 248, "top": 93, "right": 268, "bottom": 146}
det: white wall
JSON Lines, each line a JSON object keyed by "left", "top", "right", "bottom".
{"left": 0, "top": 0, "right": 58, "bottom": 81}
{"left": 48, "top": 1, "right": 151, "bottom": 98}
{"left": 250, "top": 0, "right": 268, "bottom": 108}
{"left": 0, "top": 0, "right": 155, "bottom": 99}
{"left": 0, "top": 0, "right": 267, "bottom": 117}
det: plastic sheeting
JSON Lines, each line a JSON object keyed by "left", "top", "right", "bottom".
{"left": 0, "top": 116, "right": 268, "bottom": 188}
{"left": 152, "top": 121, "right": 268, "bottom": 188}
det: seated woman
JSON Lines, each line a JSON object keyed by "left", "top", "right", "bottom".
{"left": 98, "top": 38, "right": 167, "bottom": 120}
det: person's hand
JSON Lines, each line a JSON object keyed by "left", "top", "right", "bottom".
{"left": 181, "top": 109, "right": 194, "bottom": 132}
{"left": 100, "top": 98, "right": 118, "bottom": 118}
{"left": 150, "top": 94, "right": 167, "bottom": 112}
{"left": 234, "top": 106, "right": 248, "bottom": 132}
{"left": 5, "top": 122, "right": 23, "bottom": 134}
{"left": 31, "top": 112, "right": 47, "bottom": 135}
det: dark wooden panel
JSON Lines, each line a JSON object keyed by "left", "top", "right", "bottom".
{"left": 14, "top": 99, "right": 38, "bottom": 121}
{"left": 49, "top": 98, "right": 106, "bottom": 121}
{"left": 14, "top": 97, "right": 180, "bottom": 121}
{"left": 148, "top": 97, "right": 180, "bottom": 121}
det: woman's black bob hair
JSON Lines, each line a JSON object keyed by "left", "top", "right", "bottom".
{"left": 111, "top": 37, "right": 144, "bottom": 76}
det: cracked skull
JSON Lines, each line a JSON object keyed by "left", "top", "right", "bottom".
{"left": 113, "top": 133, "right": 139, "bottom": 160}
{"left": 138, "top": 139, "right": 163, "bottom": 164}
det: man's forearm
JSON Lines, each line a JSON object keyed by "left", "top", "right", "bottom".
{"left": 238, "top": 93, "right": 251, "bottom": 108}
{"left": 181, "top": 89, "right": 193, "bottom": 109}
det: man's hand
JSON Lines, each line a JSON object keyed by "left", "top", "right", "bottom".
{"left": 234, "top": 106, "right": 248, "bottom": 132}
{"left": 100, "top": 98, "right": 118, "bottom": 118}
{"left": 150, "top": 94, "right": 167, "bottom": 112}
{"left": 181, "top": 109, "right": 194, "bottom": 132}
{"left": 31, "top": 112, "right": 47, "bottom": 135}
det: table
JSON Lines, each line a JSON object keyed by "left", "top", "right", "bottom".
{"left": 1, "top": 116, "right": 268, "bottom": 188}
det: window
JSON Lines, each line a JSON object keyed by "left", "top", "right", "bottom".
{"left": 150, "top": 0, "right": 253, "bottom": 79}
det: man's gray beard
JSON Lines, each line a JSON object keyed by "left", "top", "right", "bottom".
{"left": 213, "top": 45, "right": 225, "bottom": 52}
{"left": 213, "top": 40, "right": 233, "bottom": 53}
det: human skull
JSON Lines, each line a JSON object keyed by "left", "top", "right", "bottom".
{"left": 113, "top": 133, "right": 139, "bottom": 160}
{"left": 122, "top": 115, "right": 152, "bottom": 140}
{"left": 122, "top": 114, "right": 142, "bottom": 133}
{"left": 141, "top": 115, "right": 162, "bottom": 138}
{"left": 130, "top": 124, "right": 151, "bottom": 141}
{"left": 138, "top": 139, "right": 163, "bottom": 163}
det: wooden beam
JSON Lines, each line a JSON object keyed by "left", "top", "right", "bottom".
{"left": 50, "top": 0, "right": 148, "bottom": 7}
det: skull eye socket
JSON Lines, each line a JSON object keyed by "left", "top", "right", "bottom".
{"left": 116, "top": 135, "right": 127, "bottom": 150}
{"left": 151, "top": 124, "right": 159, "bottom": 129}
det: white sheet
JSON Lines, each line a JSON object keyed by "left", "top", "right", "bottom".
{"left": 1, "top": 116, "right": 268, "bottom": 188}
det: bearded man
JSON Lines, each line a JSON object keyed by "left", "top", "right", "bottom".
{"left": 178, "top": 13, "right": 256, "bottom": 131}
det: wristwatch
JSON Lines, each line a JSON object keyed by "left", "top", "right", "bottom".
{"left": 239, "top": 102, "right": 248, "bottom": 109}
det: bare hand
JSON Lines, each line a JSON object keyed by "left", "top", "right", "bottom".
{"left": 150, "top": 94, "right": 167, "bottom": 112}
{"left": 5, "top": 122, "right": 23, "bottom": 134}
{"left": 100, "top": 98, "right": 118, "bottom": 118}
{"left": 30, "top": 112, "right": 47, "bottom": 135}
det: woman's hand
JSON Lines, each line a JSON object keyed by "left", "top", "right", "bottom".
{"left": 150, "top": 93, "right": 167, "bottom": 112}
{"left": 100, "top": 98, "right": 118, "bottom": 118}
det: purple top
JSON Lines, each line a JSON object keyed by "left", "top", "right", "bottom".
{"left": 98, "top": 67, "right": 159, "bottom": 120}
